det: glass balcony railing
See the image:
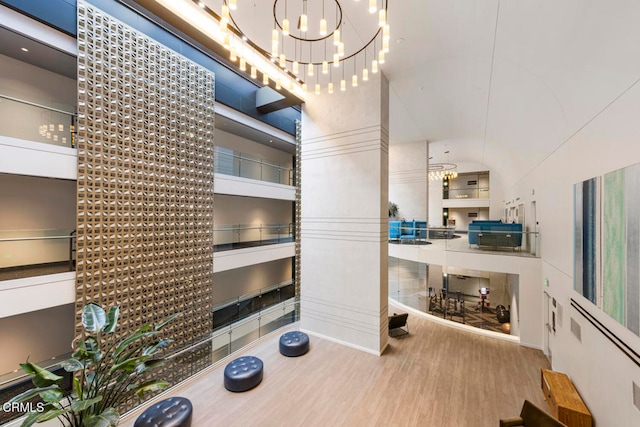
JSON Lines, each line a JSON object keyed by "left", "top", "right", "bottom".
{"left": 0, "top": 229, "right": 76, "bottom": 281}
{"left": 212, "top": 280, "right": 295, "bottom": 331}
{"left": 213, "top": 223, "right": 294, "bottom": 252}
{"left": 443, "top": 187, "right": 490, "bottom": 199}
{"left": 388, "top": 221, "right": 539, "bottom": 258}
{"left": 0, "top": 94, "right": 76, "bottom": 148}
{"left": 214, "top": 147, "right": 293, "bottom": 186}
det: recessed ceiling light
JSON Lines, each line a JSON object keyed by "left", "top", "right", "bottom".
{"left": 21, "top": 47, "right": 29, "bottom": 52}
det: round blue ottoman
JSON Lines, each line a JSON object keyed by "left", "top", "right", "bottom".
{"left": 279, "top": 331, "right": 310, "bottom": 357}
{"left": 133, "top": 396, "right": 192, "bottom": 427}
{"left": 223, "top": 356, "right": 263, "bottom": 392}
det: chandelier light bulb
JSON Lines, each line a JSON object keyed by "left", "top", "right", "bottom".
{"left": 223, "top": 33, "right": 231, "bottom": 50}
{"left": 352, "top": 74, "right": 358, "bottom": 87}
{"left": 334, "top": 53, "right": 340, "bottom": 67}
{"left": 383, "top": 24, "right": 390, "bottom": 40}
{"left": 221, "top": 5, "right": 230, "bottom": 24}
{"left": 293, "top": 61, "right": 299, "bottom": 75}
{"left": 250, "top": 66, "right": 257, "bottom": 79}
{"left": 239, "top": 57, "right": 246, "bottom": 71}
{"left": 379, "top": 49, "right": 385, "bottom": 64}
{"left": 338, "top": 42, "right": 345, "bottom": 57}
{"left": 308, "top": 63, "right": 314, "bottom": 76}
{"left": 363, "top": 67, "right": 369, "bottom": 81}
{"left": 263, "top": 73, "right": 269, "bottom": 85}
{"left": 369, "top": 0, "right": 377, "bottom": 13}
{"left": 279, "top": 53, "right": 286, "bottom": 68}
{"left": 322, "top": 61, "right": 329, "bottom": 74}
{"left": 315, "top": 83, "right": 321, "bottom": 95}
{"left": 229, "top": 0, "right": 237, "bottom": 11}
{"left": 300, "top": 14, "right": 308, "bottom": 32}
{"left": 220, "top": 20, "right": 228, "bottom": 32}
{"left": 272, "top": 28, "right": 279, "bottom": 43}
{"left": 341, "top": 79, "right": 346, "bottom": 91}
{"left": 230, "top": 47, "right": 237, "bottom": 61}
{"left": 320, "top": 18, "right": 327, "bottom": 36}
{"left": 383, "top": 37, "right": 390, "bottom": 53}
{"left": 276, "top": 78, "right": 281, "bottom": 90}
{"left": 283, "top": 18, "right": 290, "bottom": 36}
{"left": 334, "top": 28, "right": 341, "bottom": 45}
{"left": 302, "top": 82, "right": 308, "bottom": 92}
{"left": 372, "top": 59, "right": 378, "bottom": 73}
{"left": 328, "top": 82, "right": 334, "bottom": 94}
{"left": 379, "top": 9, "right": 386, "bottom": 26}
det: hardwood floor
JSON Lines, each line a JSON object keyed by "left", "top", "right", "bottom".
{"left": 121, "top": 302, "right": 550, "bottom": 427}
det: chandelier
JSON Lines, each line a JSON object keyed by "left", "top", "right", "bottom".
{"left": 428, "top": 151, "right": 458, "bottom": 180}
{"left": 200, "top": 0, "right": 390, "bottom": 96}
{"left": 428, "top": 163, "right": 458, "bottom": 180}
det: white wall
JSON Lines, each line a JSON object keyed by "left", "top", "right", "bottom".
{"left": 0, "top": 303, "right": 74, "bottom": 374}
{"left": 212, "top": 258, "right": 292, "bottom": 304}
{"left": 447, "top": 207, "right": 489, "bottom": 232}
{"left": 500, "top": 47, "right": 640, "bottom": 427}
{"left": 389, "top": 141, "right": 428, "bottom": 220}
{"left": 0, "top": 53, "right": 76, "bottom": 147}
{"left": 214, "top": 194, "right": 293, "bottom": 245}
{"left": 0, "top": 174, "right": 76, "bottom": 268}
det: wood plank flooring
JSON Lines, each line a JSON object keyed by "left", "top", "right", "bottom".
{"left": 121, "top": 303, "right": 550, "bottom": 427}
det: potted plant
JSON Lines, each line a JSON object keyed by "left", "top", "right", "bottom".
{"left": 9, "top": 303, "right": 178, "bottom": 427}
{"left": 388, "top": 201, "right": 399, "bottom": 218}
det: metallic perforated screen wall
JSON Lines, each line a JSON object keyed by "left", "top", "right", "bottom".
{"left": 76, "top": 1, "right": 215, "bottom": 383}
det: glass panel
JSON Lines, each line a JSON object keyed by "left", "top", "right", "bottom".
{"left": 388, "top": 222, "right": 539, "bottom": 258}
{"left": 213, "top": 224, "right": 294, "bottom": 251}
{"left": 0, "top": 229, "right": 76, "bottom": 281}
{"left": 213, "top": 147, "right": 293, "bottom": 185}
{"left": 0, "top": 95, "right": 76, "bottom": 148}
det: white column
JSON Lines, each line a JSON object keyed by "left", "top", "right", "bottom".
{"left": 300, "top": 72, "right": 389, "bottom": 355}
{"left": 389, "top": 141, "right": 428, "bottom": 220}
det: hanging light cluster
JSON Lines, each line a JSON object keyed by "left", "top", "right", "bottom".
{"left": 215, "top": 0, "right": 390, "bottom": 96}
{"left": 428, "top": 164, "right": 459, "bottom": 181}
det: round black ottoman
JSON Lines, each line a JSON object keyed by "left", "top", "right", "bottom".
{"left": 223, "top": 356, "right": 263, "bottom": 392}
{"left": 279, "top": 331, "right": 310, "bottom": 357}
{"left": 133, "top": 396, "right": 192, "bottom": 427}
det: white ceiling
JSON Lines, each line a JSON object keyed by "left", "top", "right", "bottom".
{"left": 385, "top": 0, "right": 640, "bottom": 186}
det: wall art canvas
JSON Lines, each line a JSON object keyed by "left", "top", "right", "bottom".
{"left": 603, "top": 164, "right": 640, "bottom": 336}
{"left": 574, "top": 177, "right": 599, "bottom": 304}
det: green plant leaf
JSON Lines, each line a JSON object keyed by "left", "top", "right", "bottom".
{"left": 71, "top": 395, "right": 102, "bottom": 412}
{"left": 103, "top": 306, "right": 120, "bottom": 334}
{"left": 154, "top": 312, "right": 180, "bottom": 331}
{"left": 8, "top": 385, "right": 60, "bottom": 403}
{"left": 83, "top": 407, "right": 119, "bottom": 427}
{"left": 113, "top": 329, "right": 157, "bottom": 359}
{"left": 109, "top": 356, "right": 149, "bottom": 374}
{"left": 35, "top": 407, "right": 70, "bottom": 422}
{"left": 73, "top": 376, "right": 82, "bottom": 400}
{"left": 19, "top": 410, "right": 42, "bottom": 427}
{"left": 135, "top": 358, "right": 166, "bottom": 374}
{"left": 132, "top": 379, "right": 169, "bottom": 399}
{"left": 82, "top": 303, "right": 107, "bottom": 332}
{"left": 62, "top": 358, "right": 85, "bottom": 372}
{"left": 19, "top": 362, "right": 63, "bottom": 388}
{"left": 142, "top": 339, "right": 173, "bottom": 357}
{"left": 39, "top": 388, "right": 64, "bottom": 403}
